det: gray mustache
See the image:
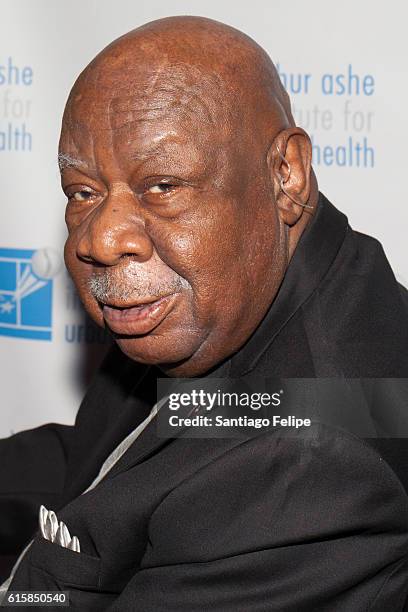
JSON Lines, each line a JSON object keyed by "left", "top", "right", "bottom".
{"left": 87, "top": 269, "right": 189, "bottom": 303}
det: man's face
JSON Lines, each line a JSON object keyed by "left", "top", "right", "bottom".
{"left": 60, "top": 61, "right": 286, "bottom": 375}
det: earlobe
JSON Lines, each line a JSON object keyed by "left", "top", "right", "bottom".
{"left": 267, "top": 127, "right": 313, "bottom": 226}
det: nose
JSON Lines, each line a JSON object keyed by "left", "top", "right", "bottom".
{"left": 76, "top": 188, "right": 153, "bottom": 266}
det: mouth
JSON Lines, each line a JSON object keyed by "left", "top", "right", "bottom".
{"left": 101, "top": 294, "right": 177, "bottom": 335}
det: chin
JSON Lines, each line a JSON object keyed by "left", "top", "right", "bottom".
{"left": 113, "top": 335, "right": 198, "bottom": 370}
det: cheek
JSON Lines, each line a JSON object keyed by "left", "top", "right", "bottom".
{"left": 64, "top": 235, "right": 104, "bottom": 323}
{"left": 146, "top": 205, "right": 244, "bottom": 320}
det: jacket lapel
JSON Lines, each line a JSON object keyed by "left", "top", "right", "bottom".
{"left": 60, "top": 345, "right": 153, "bottom": 505}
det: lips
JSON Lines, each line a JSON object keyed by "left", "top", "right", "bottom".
{"left": 102, "top": 294, "right": 176, "bottom": 335}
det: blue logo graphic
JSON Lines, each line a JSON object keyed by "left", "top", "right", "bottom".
{"left": 0, "top": 247, "right": 56, "bottom": 340}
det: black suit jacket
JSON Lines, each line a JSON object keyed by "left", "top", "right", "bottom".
{"left": 1, "top": 193, "right": 408, "bottom": 610}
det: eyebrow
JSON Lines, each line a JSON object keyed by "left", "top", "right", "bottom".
{"left": 58, "top": 153, "right": 88, "bottom": 172}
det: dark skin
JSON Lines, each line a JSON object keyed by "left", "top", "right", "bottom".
{"left": 60, "top": 16, "right": 318, "bottom": 377}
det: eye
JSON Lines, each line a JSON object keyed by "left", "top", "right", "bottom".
{"left": 146, "top": 184, "right": 175, "bottom": 194}
{"left": 68, "top": 189, "right": 94, "bottom": 202}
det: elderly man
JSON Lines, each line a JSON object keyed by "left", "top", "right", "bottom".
{"left": 1, "top": 15, "right": 408, "bottom": 611}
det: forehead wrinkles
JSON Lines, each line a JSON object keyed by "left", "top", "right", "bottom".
{"left": 60, "top": 62, "right": 242, "bottom": 168}
{"left": 101, "top": 63, "right": 233, "bottom": 132}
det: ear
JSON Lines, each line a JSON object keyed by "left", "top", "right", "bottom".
{"left": 267, "top": 127, "right": 313, "bottom": 226}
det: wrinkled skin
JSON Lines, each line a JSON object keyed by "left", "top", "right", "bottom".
{"left": 60, "top": 16, "right": 317, "bottom": 376}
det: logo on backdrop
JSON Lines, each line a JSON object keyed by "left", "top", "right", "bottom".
{"left": 0, "top": 247, "right": 61, "bottom": 340}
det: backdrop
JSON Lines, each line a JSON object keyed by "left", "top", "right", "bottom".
{"left": 1, "top": 0, "right": 406, "bottom": 436}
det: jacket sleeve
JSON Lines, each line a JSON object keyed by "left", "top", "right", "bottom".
{"left": 108, "top": 425, "right": 408, "bottom": 611}
{"left": 0, "top": 423, "right": 74, "bottom": 555}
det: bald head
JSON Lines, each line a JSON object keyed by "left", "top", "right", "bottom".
{"left": 61, "top": 16, "right": 316, "bottom": 376}
{"left": 62, "top": 17, "right": 294, "bottom": 154}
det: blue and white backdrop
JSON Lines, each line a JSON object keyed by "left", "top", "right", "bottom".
{"left": 1, "top": 0, "right": 407, "bottom": 435}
